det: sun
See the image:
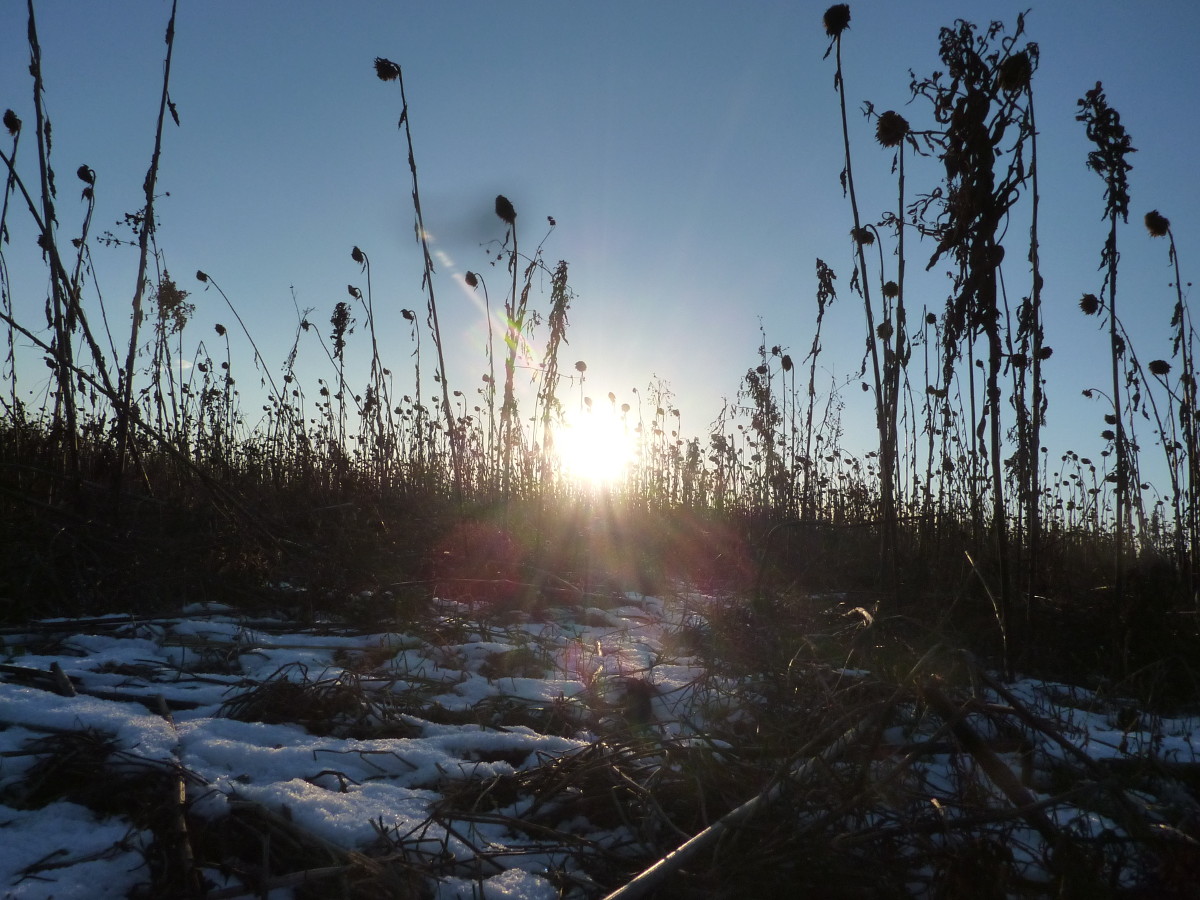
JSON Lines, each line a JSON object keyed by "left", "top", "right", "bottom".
{"left": 553, "top": 407, "right": 637, "bottom": 485}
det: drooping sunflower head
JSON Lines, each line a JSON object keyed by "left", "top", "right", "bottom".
{"left": 823, "top": 4, "right": 851, "bottom": 38}
{"left": 875, "top": 111, "right": 909, "bottom": 148}
{"left": 1144, "top": 210, "right": 1170, "bottom": 237}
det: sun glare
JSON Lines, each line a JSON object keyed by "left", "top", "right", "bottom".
{"left": 554, "top": 409, "right": 636, "bottom": 485}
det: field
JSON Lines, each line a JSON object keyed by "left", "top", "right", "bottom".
{"left": 2, "top": 590, "right": 1198, "bottom": 898}
{"left": 2, "top": 4, "right": 1199, "bottom": 897}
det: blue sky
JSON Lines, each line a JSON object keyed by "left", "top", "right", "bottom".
{"left": 3, "top": 1, "right": 1199, "bottom": 493}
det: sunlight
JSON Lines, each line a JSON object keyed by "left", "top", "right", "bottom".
{"left": 553, "top": 406, "right": 637, "bottom": 485}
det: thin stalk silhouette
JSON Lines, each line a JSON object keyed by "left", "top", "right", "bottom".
{"left": 114, "top": 0, "right": 180, "bottom": 509}
{"left": 822, "top": 5, "right": 897, "bottom": 590}
{"left": 375, "top": 57, "right": 463, "bottom": 501}
{"left": 1078, "top": 81, "right": 1136, "bottom": 630}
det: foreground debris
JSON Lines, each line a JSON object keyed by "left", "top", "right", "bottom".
{"left": 1, "top": 592, "right": 1198, "bottom": 898}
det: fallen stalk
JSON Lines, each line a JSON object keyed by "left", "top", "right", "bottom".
{"left": 601, "top": 711, "right": 878, "bottom": 900}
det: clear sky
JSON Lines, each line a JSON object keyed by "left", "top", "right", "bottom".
{"left": 3, "top": 1, "right": 1199, "bottom": 493}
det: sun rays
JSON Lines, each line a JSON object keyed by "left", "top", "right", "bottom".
{"left": 553, "top": 406, "right": 638, "bottom": 486}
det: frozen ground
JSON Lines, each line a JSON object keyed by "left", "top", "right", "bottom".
{"left": 1, "top": 591, "right": 1197, "bottom": 898}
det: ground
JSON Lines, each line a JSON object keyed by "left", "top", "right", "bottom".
{"left": 1, "top": 588, "right": 1198, "bottom": 898}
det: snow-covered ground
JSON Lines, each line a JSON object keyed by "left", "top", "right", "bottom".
{"left": 1, "top": 592, "right": 1197, "bottom": 898}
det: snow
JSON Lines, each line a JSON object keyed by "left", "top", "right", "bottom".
{"left": 437, "top": 868, "right": 559, "bottom": 900}
{"left": 0, "top": 802, "right": 151, "bottom": 899}
{"left": 2, "top": 593, "right": 1198, "bottom": 897}
{"left": 0, "top": 687, "right": 178, "bottom": 760}
{"left": 230, "top": 777, "right": 440, "bottom": 849}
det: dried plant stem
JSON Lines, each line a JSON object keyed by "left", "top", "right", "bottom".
{"left": 0, "top": 146, "right": 119, "bottom": 423}
{"left": 805, "top": 260, "right": 836, "bottom": 520}
{"left": 498, "top": 211, "right": 530, "bottom": 496}
{"left": 1, "top": 117, "right": 23, "bottom": 415}
{"left": 828, "top": 25, "right": 897, "bottom": 590}
{"left": 1025, "top": 93, "right": 1045, "bottom": 637}
{"left": 537, "top": 260, "right": 571, "bottom": 491}
{"left": 195, "top": 273, "right": 282, "bottom": 406}
{"left": 26, "top": 0, "right": 80, "bottom": 493}
{"left": 1106, "top": 210, "right": 1126, "bottom": 582}
{"left": 887, "top": 131, "right": 908, "bottom": 527}
{"left": 386, "top": 61, "right": 462, "bottom": 500}
{"left": 601, "top": 712, "right": 876, "bottom": 900}
{"left": 114, "top": 0, "right": 179, "bottom": 507}
{"left": 1078, "top": 81, "right": 1136, "bottom": 659}
{"left": 1163, "top": 225, "right": 1198, "bottom": 605}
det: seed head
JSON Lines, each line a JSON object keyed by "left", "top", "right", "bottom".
{"left": 495, "top": 194, "right": 517, "bottom": 225}
{"left": 464, "top": 271, "right": 478, "bottom": 288}
{"left": 823, "top": 4, "right": 851, "bottom": 37}
{"left": 1079, "top": 293, "right": 1101, "bottom": 315}
{"left": 374, "top": 57, "right": 401, "bottom": 82}
{"left": 574, "top": 360, "right": 587, "bottom": 373}
{"left": 875, "top": 111, "right": 909, "bottom": 148}
{"left": 196, "top": 270, "right": 209, "bottom": 283}
{"left": 1148, "top": 359, "right": 1171, "bottom": 376}
{"left": 851, "top": 226, "right": 874, "bottom": 245}
{"left": 998, "top": 51, "right": 1032, "bottom": 93}
{"left": 331, "top": 301, "right": 351, "bottom": 333}
{"left": 882, "top": 280, "right": 899, "bottom": 299}
{"left": 77, "top": 166, "right": 95, "bottom": 199}
{"left": 1144, "top": 210, "right": 1170, "bottom": 237}
{"left": 876, "top": 321, "right": 893, "bottom": 340}
{"left": 1101, "top": 429, "right": 1116, "bottom": 441}
{"left": 3, "top": 109, "right": 19, "bottom": 135}
{"left": 351, "top": 245, "right": 365, "bottom": 264}
{"left": 925, "top": 312, "right": 938, "bottom": 325}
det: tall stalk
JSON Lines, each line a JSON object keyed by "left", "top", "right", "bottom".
{"left": 374, "top": 57, "right": 462, "bottom": 500}
{"left": 803, "top": 259, "right": 837, "bottom": 521}
{"left": 494, "top": 193, "right": 524, "bottom": 496}
{"left": 537, "top": 260, "right": 571, "bottom": 493}
{"left": 464, "top": 270, "right": 498, "bottom": 490}
{"left": 26, "top": 0, "right": 81, "bottom": 495}
{"left": 1024, "top": 84, "right": 1045, "bottom": 633}
{"left": 911, "top": 16, "right": 1038, "bottom": 677}
{"left": 1, "top": 110, "right": 22, "bottom": 417}
{"left": 1077, "top": 81, "right": 1135, "bottom": 607}
{"left": 875, "top": 107, "right": 913, "bottom": 560}
{"left": 0, "top": 122, "right": 120, "bottom": 433}
{"left": 1145, "top": 210, "right": 1197, "bottom": 606}
{"left": 822, "top": 5, "right": 896, "bottom": 588}
{"left": 350, "top": 246, "right": 395, "bottom": 483}
{"left": 114, "top": 0, "right": 180, "bottom": 505}
{"left": 401, "top": 306, "right": 425, "bottom": 474}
